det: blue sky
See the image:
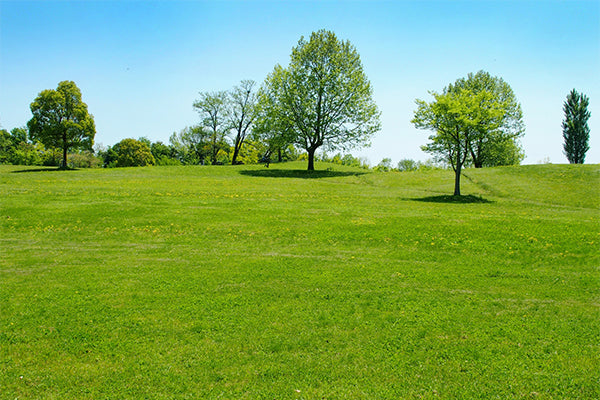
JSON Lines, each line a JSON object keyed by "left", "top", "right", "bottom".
{"left": 1, "top": 0, "right": 598, "bottom": 165}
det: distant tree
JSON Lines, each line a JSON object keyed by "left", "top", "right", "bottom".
{"left": 253, "top": 84, "right": 296, "bottom": 164}
{"left": 478, "top": 134, "right": 524, "bottom": 167}
{"left": 194, "top": 91, "right": 228, "bottom": 165}
{"left": 150, "top": 141, "right": 179, "bottom": 165}
{"left": 397, "top": 159, "right": 419, "bottom": 172}
{"left": 27, "top": 81, "right": 96, "bottom": 169}
{"left": 562, "top": 89, "right": 591, "bottom": 164}
{"left": 450, "top": 71, "right": 525, "bottom": 167}
{"left": 0, "top": 129, "right": 12, "bottom": 164}
{"left": 227, "top": 80, "right": 258, "bottom": 165}
{"left": 374, "top": 157, "right": 393, "bottom": 172}
{"left": 169, "top": 125, "right": 211, "bottom": 165}
{"left": 112, "top": 138, "right": 155, "bottom": 167}
{"left": 260, "top": 30, "right": 381, "bottom": 170}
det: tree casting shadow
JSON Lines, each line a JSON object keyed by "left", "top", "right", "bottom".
{"left": 239, "top": 168, "right": 367, "bottom": 179}
{"left": 410, "top": 194, "right": 493, "bottom": 204}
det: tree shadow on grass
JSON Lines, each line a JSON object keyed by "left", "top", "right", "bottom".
{"left": 239, "top": 169, "right": 367, "bottom": 179}
{"left": 409, "top": 194, "right": 494, "bottom": 204}
{"left": 11, "top": 167, "right": 78, "bottom": 173}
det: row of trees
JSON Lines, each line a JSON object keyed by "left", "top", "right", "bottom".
{"left": 5, "top": 29, "right": 592, "bottom": 196}
{"left": 97, "top": 135, "right": 299, "bottom": 168}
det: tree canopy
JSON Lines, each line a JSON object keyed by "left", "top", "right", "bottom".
{"left": 27, "top": 81, "right": 96, "bottom": 169}
{"left": 193, "top": 91, "right": 228, "bottom": 165}
{"left": 259, "top": 29, "right": 381, "bottom": 170}
{"left": 449, "top": 71, "right": 524, "bottom": 167}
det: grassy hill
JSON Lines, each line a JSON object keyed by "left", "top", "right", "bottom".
{"left": 1, "top": 162, "right": 598, "bottom": 399}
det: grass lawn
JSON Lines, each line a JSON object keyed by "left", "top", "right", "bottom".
{"left": 1, "top": 162, "right": 598, "bottom": 399}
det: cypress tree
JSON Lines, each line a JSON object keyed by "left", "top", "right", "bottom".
{"left": 562, "top": 89, "right": 591, "bottom": 164}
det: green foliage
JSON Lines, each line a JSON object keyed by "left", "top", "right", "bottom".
{"left": 318, "top": 152, "right": 369, "bottom": 169}
{"left": 562, "top": 89, "right": 591, "bottom": 164}
{"left": 260, "top": 30, "right": 381, "bottom": 170}
{"left": 1, "top": 163, "right": 598, "bottom": 398}
{"left": 65, "top": 151, "right": 102, "bottom": 168}
{"left": 397, "top": 158, "right": 419, "bottom": 172}
{"left": 170, "top": 125, "right": 212, "bottom": 165}
{"left": 228, "top": 80, "right": 258, "bottom": 165}
{"left": 112, "top": 138, "right": 156, "bottom": 167}
{"left": 193, "top": 91, "right": 228, "bottom": 165}
{"left": 373, "top": 157, "right": 393, "bottom": 172}
{"left": 27, "top": 81, "right": 96, "bottom": 168}
{"left": 413, "top": 72, "right": 520, "bottom": 195}
{"left": 450, "top": 71, "right": 524, "bottom": 168}
{"left": 150, "top": 141, "right": 180, "bottom": 166}
{"left": 478, "top": 134, "right": 525, "bottom": 167}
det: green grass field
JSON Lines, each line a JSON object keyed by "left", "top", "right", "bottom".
{"left": 1, "top": 162, "right": 599, "bottom": 399}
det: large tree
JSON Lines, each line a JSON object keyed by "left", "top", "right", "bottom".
{"left": 227, "top": 80, "right": 258, "bottom": 165}
{"left": 194, "top": 91, "right": 228, "bottom": 165}
{"left": 562, "top": 89, "right": 591, "bottom": 164}
{"left": 260, "top": 29, "right": 381, "bottom": 170}
{"left": 27, "top": 81, "right": 96, "bottom": 169}
{"left": 449, "top": 71, "right": 524, "bottom": 167}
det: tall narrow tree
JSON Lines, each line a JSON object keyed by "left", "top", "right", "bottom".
{"left": 27, "top": 81, "right": 96, "bottom": 169}
{"left": 562, "top": 89, "right": 591, "bottom": 164}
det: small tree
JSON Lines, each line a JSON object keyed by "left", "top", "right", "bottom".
{"left": 27, "top": 81, "right": 96, "bottom": 169}
{"left": 562, "top": 89, "right": 591, "bottom": 164}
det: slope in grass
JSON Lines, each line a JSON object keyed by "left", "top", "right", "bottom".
{"left": 1, "top": 163, "right": 598, "bottom": 399}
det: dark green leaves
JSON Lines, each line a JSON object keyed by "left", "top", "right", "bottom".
{"left": 562, "top": 89, "right": 591, "bottom": 164}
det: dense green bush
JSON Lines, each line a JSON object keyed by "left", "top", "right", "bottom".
{"left": 112, "top": 138, "right": 156, "bottom": 167}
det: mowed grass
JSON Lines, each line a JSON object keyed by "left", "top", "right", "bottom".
{"left": 1, "top": 162, "right": 598, "bottom": 399}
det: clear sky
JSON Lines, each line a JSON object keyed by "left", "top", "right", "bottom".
{"left": 1, "top": 0, "right": 598, "bottom": 165}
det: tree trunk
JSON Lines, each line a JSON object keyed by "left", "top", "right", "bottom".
{"left": 454, "top": 139, "right": 462, "bottom": 196}
{"left": 231, "top": 144, "right": 240, "bottom": 165}
{"left": 454, "top": 162, "right": 461, "bottom": 196}
{"left": 278, "top": 147, "right": 282, "bottom": 162}
{"left": 307, "top": 148, "right": 316, "bottom": 171}
{"left": 61, "top": 146, "right": 68, "bottom": 169}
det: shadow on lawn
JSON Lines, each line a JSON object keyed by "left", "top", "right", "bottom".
{"left": 410, "top": 194, "right": 494, "bottom": 204}
{"left": 11, "top": 167, "right": 78, "bottom": 173}
{"left": 239, "top": 169, "right": 367, "bottom": 179}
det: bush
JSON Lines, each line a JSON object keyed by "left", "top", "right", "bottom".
{"left": 112, "top": 138, "right": 156, "bottom": 167}
{"left": 67, "top": 152, "right": 102, "bottom": 168}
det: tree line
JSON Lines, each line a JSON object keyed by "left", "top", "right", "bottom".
{"left": 1, "top": 29, "right": 591, "bottom": 195}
